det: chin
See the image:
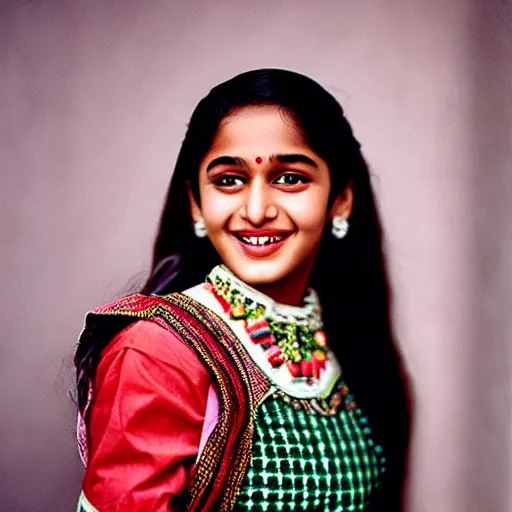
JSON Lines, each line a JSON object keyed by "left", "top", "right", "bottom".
{"left": 228, "top": 260, "right": 294, "bottom": 287}
{"left": 214, "top": 235, "right": 317, "bottom": 289}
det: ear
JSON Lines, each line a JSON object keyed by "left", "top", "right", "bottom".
{"left": 186, "top": 181, "right": 202, "bottom": 222}
{"left": 330, "top": 182, "right": 354, "bottom": 221}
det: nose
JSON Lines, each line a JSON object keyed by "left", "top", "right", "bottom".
{"left": 240, "top": 179, "right": 277, "bottom": 225}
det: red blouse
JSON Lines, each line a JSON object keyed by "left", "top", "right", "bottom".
{"left": 82, "top": 320, "right": 211, "bottom": 511}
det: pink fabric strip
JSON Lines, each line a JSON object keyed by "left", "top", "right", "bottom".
{"left": 197, "top": 384, "right": 219, "bottom": 460}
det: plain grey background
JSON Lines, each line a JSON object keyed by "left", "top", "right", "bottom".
{"left": 1, "top": 1, "right": 511, "bottom": 511}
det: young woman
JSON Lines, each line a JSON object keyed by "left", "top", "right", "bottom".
{"left": 75, "top": 69, "right": 410, "bottom": 511}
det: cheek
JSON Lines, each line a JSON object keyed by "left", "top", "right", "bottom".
{"left": 200, "top": 190, "right": 235, "bottom": 229}
{"left": 295, "top": 207, "right": 328, "bottom": 230}
{"left": 285, "top": 190, "right": 330, "bottom": 232}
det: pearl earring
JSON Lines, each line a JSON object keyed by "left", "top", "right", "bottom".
{"left": 332, "top": 215, "right": 349, "bottom": 239}
{"left": 193, "top": 217, "right": 207, "bottom": 238}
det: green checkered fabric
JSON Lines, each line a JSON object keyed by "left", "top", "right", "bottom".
{"left": 234, "top": 394, "right": 385, "bottom": 511}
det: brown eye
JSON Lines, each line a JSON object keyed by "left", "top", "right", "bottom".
{"left": 274, "top": 173, "right": 310, "bottom": 185}
{"left": 215, "top": 175, "right": 245, "bottom": 187}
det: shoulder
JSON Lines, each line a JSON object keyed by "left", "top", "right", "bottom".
{"left": 97, "top": 319, "right": 210, "bottom": 388}
{"left": 84, "top": 289, "right": 224, "bottom": 389}
{"left": 105, "top": 319, "right": 192, "bottom": 361}
{"left": 85, "top": 291, "right": 202, "bottom": 366}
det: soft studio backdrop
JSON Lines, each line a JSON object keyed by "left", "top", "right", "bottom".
{"left": 1, "top": 1, "right": 511, "bottom": 511}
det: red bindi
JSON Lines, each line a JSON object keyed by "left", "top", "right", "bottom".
{"left": 255, "top": 156, "right": 262, "bottom": 164}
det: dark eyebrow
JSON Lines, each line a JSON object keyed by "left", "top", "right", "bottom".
{"left": 271, "top": 154, "right": 318, "bottom": 168}
{"left": 206, "top": 156, "right": 246, "bottom": 172}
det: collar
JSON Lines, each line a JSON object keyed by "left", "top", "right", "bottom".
{"left": 206, "top": 264, "right": 323, "bottom": 332}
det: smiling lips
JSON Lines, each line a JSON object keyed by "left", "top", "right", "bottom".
{"left": 233, "top": 230, "right": 292, "bottom": 257}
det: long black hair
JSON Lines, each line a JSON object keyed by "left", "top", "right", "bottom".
{"left": 79, "top": 69, "right": 411, "bottom": 509}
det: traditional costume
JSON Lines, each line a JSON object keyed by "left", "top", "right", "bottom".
{"left": 76, "top": 265, "right": 386, "bottom": 511}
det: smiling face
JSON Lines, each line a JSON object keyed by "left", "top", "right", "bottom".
{"left": 189, "top": 105, "right": 352, "bottom": 304}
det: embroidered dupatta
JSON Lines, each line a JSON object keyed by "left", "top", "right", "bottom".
{"left": 76, "top": 292, "right": 271, "bottom": 512}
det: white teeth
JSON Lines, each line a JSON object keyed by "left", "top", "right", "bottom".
{"left": 240, "top": 235, "right": 285, "bottom": 245}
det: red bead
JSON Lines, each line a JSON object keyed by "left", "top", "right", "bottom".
{"left": 300, "top": 360, "right": 312, "bottom": 377}
{"left": 286, "top": 361, "right": 301, "bottom": 377}
{"left": 312, "top": 358, "right": 322, "bottom": 379}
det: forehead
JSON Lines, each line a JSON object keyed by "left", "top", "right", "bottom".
{"left": 208, "top": 105, "right": 309, "bottom": 153}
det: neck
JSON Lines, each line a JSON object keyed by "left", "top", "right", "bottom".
{"left": 251, "top": 270, "right": 309, "bottom": 306}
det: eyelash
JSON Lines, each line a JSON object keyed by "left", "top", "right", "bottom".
{"left": 215, "top": 175, "right": 245, "bottom": 187}
{"left": 214, "top": 173, "right": 310, "bottom": 188}
{"left": 274, "top": 174, "right": 310, "bottom": 185}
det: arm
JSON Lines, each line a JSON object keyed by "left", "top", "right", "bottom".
{"left": 81, "top": 321, "right": 210, "bottom": 512}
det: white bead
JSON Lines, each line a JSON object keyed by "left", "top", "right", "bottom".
{"left": 194, "top": 217, "right": 207, "bottom": 238}
{"left": 331, "top": 215, "right": 349, "bottom": 239}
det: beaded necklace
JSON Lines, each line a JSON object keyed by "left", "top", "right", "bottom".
{"left": 205, "top": 265, "right": 329, "bottom": 382}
